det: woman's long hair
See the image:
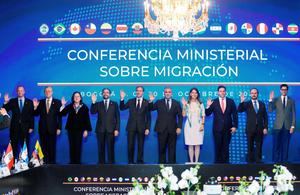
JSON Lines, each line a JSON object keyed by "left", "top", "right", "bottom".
{"left": 188, "top": 87, "right": 202, "bottom": 104}
{"left": 71, "top": 91, "right": 83, "bottom": 105}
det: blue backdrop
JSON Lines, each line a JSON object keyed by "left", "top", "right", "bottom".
{"left": 0, "top": 0, "right": 300, "bottom": 164}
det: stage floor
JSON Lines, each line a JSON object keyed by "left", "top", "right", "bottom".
{"left": 1, "top": 163, "right": 300, "bottom": 194}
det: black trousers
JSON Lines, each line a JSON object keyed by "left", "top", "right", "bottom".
{"left": 158, "top": 131, "right": 177, "bottom": 164}
{"left": 68, "top": 130, "right": 83, "bottom": 164}
{"left": 97, "top": 132, "right": 115, "bottom": 164}
{"left": 247, "top": 130, "right": 263, "bottom": 163}
{"left": 213, "top": 130, "right": 231, "bottom": 163}
{"left": 10, "top": 124, "right": 30, "bottom": 159}
{"left": 39, "top": 131, "right": 57, "bottom": 164}
{"left": 127, "top": 130, "right": 145, "bottom": 164}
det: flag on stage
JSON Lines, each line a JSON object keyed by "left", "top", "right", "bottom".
{"left": 35, "top": 140, "right": 44, "bottom": 159}
{"left": 226, "top": 23, "right": 237, "bottom": 35}
{"left": 20, "top": 141, "right": 28, "bottom": 163}
{"left": 287, "top": 24, "right": 298, "bottom": 35}
{"left": 241, "top": 23, "right": 253, "bottom": 35}
{"left": 85, "top": 23, "right": 97, "bottom": 35}
{"left": 272, "top": 23, "right": 283, "bottom": 35}
{"left": 4, "top": 142, "right": 14, "bottom": 170}
{"left": 116, "top": 24, "right": 128, "bottom": 33}
{"left": 100, "top": 23, "right": 112, "bottom": 35}
{"left": 256, "top": 23, "right": 268, "bottom": 35}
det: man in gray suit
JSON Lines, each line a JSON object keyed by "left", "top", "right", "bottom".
{"left": 269, "top": 84, "right": 296, "bottom": 162}
{"left": 0, "top": 108, "right": 11, "bottom": 130}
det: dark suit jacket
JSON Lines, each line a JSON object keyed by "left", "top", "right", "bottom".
{"left": 238, "top": 100, "right": 268, "bottom": 133}
{"left": 3, "top": 98, "right": 34, "bottom": 134}
{"left": 0, "top": 115, "right": 10, "bottom": 130}
{"left": 34, "top": 98, "right": 62, "bottom": 134}
{"left": 120, "top": 98, "right": 151, "bottom": 132}
{"left": 149, "top": 99, "right": 183, "bottom": 133}
{"left": 60, "top": 103, "right": 92, "bottom": 132}
{"left": 205, "top": 97, "right": 238, "bottom": 132}
{"left": 90, "top": 100, "right": 120, "bottom": 133}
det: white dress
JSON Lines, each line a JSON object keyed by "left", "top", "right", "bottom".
{"left": 184, "top": 101, "right": 205, "bottom": 146}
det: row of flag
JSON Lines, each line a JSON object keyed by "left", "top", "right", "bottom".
{"left": 39, "top": 22, "right": 299, "bottom": 36}
{"left": 39, "top": 23, "right": 143, "bottom": 36}
{"left": 1, "top": 140, "right": 44, "bottom": 173}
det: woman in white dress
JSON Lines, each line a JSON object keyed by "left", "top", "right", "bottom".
{"left": 182, "top": 88, "right": 205, "bottom": 163}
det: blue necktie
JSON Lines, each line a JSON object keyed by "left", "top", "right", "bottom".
{"left": 19, "top": 99, "right": 23, "bottom": 112}
{"left": 253, "top": 100, "right": 258, "bottom": 113}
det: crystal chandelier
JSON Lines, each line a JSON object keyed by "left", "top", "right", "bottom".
{"left": 144, "top": 0, "right": 209, "bottom": 40}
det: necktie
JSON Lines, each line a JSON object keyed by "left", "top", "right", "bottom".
{"left": 166, "top": 99, "right": 170, "bottom": 111}
{"left": 221, "top": 98, "right": 225, "bottom": 113}
{"left": 137, "top": 99, "right": 141, "bottom": 110}
{"left": 19, "top": 99, "right": 23, "bottom": 112}
{"left": 253, "top": 100, "right": 258, "bottom": 113}
{"left": 46, "top": 99, "right": 50, "bottom": 113}
{"left": 104, "top": 100, "right": 108, "bottom": 111}
{"left": 283, "top": 96, "right": 286, "bottom": 109}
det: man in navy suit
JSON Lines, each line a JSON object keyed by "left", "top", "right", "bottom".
{"left": 120, "top": 86, "right": 151, "bottom": 164}
{"left": 33, "top": 86, "right": 62, "bottom": 164}
{"left": 238, "top": 88, "right": 268, "bottom": 163}
{"left": 205, "top": 86, "right": 238, "bottom": 163}
{"left": 3, "top": 85, "right": 34, "bottom": 158}
{"left": 91, "top": 88, "right": 120, "bottom": 164}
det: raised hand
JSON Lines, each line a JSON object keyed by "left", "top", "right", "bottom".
{"left": 4, "top": 93, "right": 9, "bottom": 104}
{"left": 240, "top": 92, "right": 245, "bottom": 103}
{"left": 33, "top": 98, "right": 39, "bottom": 108}
{"left": 0, "top": 108, "right": 7, "bottom": 115}
{"left": 149, "top": 92, "right": 155, "bottom": 102}
{"left": 120, "top": 90, "right": 126, "bottom": 100}
{"left": 91, "top": 93, "right": 97, "bottom": 103}
{"left": 181, "top": 97, "right": 187, "bottom": 106}
{"left": 269, "top": 91, "right": 274, "bottom": 100}
{"left": 207, "top": 98, "right": 213, "bottom": 107}
{"left": 61, "top": 97, "right": 67, "bottom": 106}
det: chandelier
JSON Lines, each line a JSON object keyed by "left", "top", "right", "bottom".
{"left": 144, "top": 0, "right": 209, "bottom": 40}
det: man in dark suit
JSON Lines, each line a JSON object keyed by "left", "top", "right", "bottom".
{"left": 149, "top": 87, "right": 182, "bottom": 164}
{"left": 269, "top": 84, "right": 296, "bottom": 162}
{"left": 238, "top": 88, "right": 268, "bottom": 163}
{"left": 3, "top": 85, "right": 34, "bottom": 159}
{"left": 120, "top": 86, "right": 151, "bottom": 164}
{"left": 205, "top": 86, "right": 238, "bottom": 163}
{"left": 91, "top": 88, "right": 120, "bottom": 164}
{"left": 0, "top": 108, "right": 11, "bottom": 130}
{"left": 33, "top": 86, "right": 62, "bottom": 164}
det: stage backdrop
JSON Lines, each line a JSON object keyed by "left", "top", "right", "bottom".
{"left": 0, "top": 0, "right": 300, "bottom": 164}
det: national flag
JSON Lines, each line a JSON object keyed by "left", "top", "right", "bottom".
{"left": 35, "top": 140, "right": 44, "bottom": 159}
{"left": 226, "top": 23, "right": 237, "bottom": 35}
{"left": 272, "top": 23, "right": 283, "bottom": 35}
{"left": 287, "top": 24, "right": 298, "bottom": 35}
{"left": 20, "top": 141, "right": 28, "bottom": 163}
{"left": 54, "top": 23, "right": 66, "bottom": 35}
{"left": 256, "top": 23, "right": 268, "bottom": 35}
{"left": 209, "top": 23, "right": 222, "bottom": 33}
{"left": 132, "top": 23, "right": 143, "bottom": 34}
{"left": 39, "top": 24, "right": 49, "bottom": 35}
{"left": 116, "top": 24, "right": 128, "bottom": 33}
{"left": 4, "top": 142, "right": 14, "bottom": 170}
{"left": 100, "top": 23, "right": 112, "bottom": 35}
{"left": 69, "top": 23, "right": 81, "bottom": 35}
{"left": 241, "top": 23, "right": 253, "bottom": 35}
{"left": 85, "top": 23, "right": 97, "bottom": 35}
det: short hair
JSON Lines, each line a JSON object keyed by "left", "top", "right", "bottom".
{"left": 250, "top": 88, "right": 259, "bottom": 94}
{"left": 44, "top": 86, "right": 53, "bottom": 92}
{"left": 136, "top": 86, "right": 144, "bottom": 92}
{"left": 164, "top": 87, "right": 172, "bottom": 91}
{"left": 217, "top": 85, "right": 226, "bottom": 91}
{"left": 280, "top": 84, "right": 289, "bottom": 90}
{"left": 16, "top": 85, "right": 25, "bottom": 90}
{"left": 102, "top": 88, "right": 111, "bottom": 94}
